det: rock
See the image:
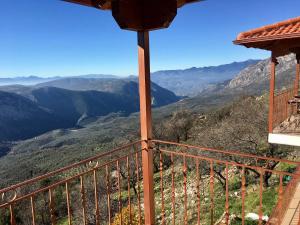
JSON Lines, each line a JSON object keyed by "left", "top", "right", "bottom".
{"left": 246, "top": 213, "right": 269, "bottom": 221}
{"left": 246, "top": 213, "right": 259, "bottom": 220}
{"left": 227, "top": 54, "right": 296, "bottom": 91}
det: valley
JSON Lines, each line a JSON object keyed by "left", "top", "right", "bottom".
{"left": 0, "top": 79, "right": 178, "bottom": 141}
{"left": 0, "top": 59, "right": 261, "bottom": 143}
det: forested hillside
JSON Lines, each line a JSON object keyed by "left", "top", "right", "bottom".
{"left": 0, "top": 91, "right": 60, "bottom": 141}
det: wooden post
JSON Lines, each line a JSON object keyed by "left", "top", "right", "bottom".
{"left": 137, "top": 31, "right": 155, "bottom": 225}
{"left": 269, "top": 53, "right": 277, "bottom": 133}
{"left": 295, "top": 54, "right": 300, "bottom": 96}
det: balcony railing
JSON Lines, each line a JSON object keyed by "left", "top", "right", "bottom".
{"left": 0, "top": 141, "right": 144, "bottom": 225}
{"left": 0, "top": 140, "right": 300, "bottom": 225}
{"left": 273, "top": 88, "right": 297, "bottom": 131}
{"left": 268, "top": 166, "right": 300, "bottom": 225}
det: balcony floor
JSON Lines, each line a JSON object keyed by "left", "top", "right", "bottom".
{"left": 270, "top": 114, "right": 300, "bottom": 146}
{"left": 269, "top": 133, "right": 300, "bottom": 146}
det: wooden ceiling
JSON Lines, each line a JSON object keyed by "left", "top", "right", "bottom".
{"left": 64, "top": 0, "right": 200, "bottom": 10}
{"left": 63, "top": 0, "right": 202, "bottom": 31}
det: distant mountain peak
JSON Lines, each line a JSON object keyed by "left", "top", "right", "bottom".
{"left": 151, "top": 59, "right": 261, "bottom": 96}
{"left": 227, "top": 54, "right": 296, "bottom": 91}
{"left": 194, "top": 54, "right": 298, "bottom": 98}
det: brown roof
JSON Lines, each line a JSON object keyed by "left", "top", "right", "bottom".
{"left": 234, "top": 16, "right": 300, "bottom": 55}
{"left": 235, "top": 17, "right": 300, "bottom": 44}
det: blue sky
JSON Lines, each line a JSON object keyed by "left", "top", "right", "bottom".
{"left": 0, "top": 0, "right": 300, "bottom": 77}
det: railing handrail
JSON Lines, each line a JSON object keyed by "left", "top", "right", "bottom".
{"left": 0, "top": 140, "right": 142, "bottom": 194}
{"left": 156, "top": 147, "right": 300, "bottom": 178}
{"left": 152, "top": 139, "right": 300, "bottom": 166}
{"left": 3, "top": 139, "right": 298, "bottom": 194}
{"left": 0, "top": 149, "right": 142, "bottom": 209}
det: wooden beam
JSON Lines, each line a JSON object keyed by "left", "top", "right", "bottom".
{"left": 137, "top": 31, "right": 155, "bottom": 225}
{"left": 269, "top": 53, "right": 277, "bottom": 133}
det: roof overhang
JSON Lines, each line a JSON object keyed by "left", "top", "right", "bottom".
{"left": 234, "top": 16, "right": 300, "bottom": 57}
{"left": 63, "top": 0, "right": 202, "bottom": 31}
{"left": 64, "top": 0, "right": 201, "bottom": 10}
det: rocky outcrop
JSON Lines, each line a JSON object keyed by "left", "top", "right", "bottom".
{"left": 226, "top": 54, "right": 297, "bottom": 91}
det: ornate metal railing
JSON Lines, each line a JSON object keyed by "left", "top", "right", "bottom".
{"left": 1, "top": 140, "right": 300, "bottom": 225}
{"left": 152, "top": 140, "right": 300, "bottom": 225}
{"left": 0, "top": 141, "right": 144, "bottom": 225}
{"left": 273, "top": 88, "right": 296, "bottom": 130}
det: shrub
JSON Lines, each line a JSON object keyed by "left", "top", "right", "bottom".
{"left": 111, "top": 205, "right": 141, "bottom": 225}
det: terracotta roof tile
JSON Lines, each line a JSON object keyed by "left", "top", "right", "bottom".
{"left": 235, "top": 16, "right": 300, "bottom": 43}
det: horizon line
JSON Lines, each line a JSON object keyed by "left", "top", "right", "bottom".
{"left": 0, "top": 58, "right": 265, "bottom": 79}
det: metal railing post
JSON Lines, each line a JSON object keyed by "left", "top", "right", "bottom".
{"left": 138, "top": 31, "right": 155, "bottom": 225}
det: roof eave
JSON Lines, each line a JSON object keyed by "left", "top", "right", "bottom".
{"left": 234, "top": 33, "right": 300, "bottom": 46}
{"left": 63, "top": 0, "right": 203, "bottom": 9}
{"left": 177, "top": 0, "right": 203, "bottom": 8}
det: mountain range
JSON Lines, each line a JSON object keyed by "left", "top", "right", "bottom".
{"left": 0, "top": 59, "right": 260, "bottom": 97}
{"left": 0, "top": 74, "right": 119, "bottom": 86}
{"left": 151, "top": 59, "right": 260, "bottom": 96}
{"left": 0, "top": 79, "right": 179, "bottom": 141}
{"left": 0, "top": 59, "right": 266, "bottom": 142}
{"left": 201, "top": 54, "right": 297, "bottom": 96}
{"left": 1, "top": 55, "right": 297, "bottom": 143}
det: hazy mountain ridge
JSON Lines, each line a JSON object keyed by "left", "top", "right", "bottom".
{"left": 0, "top": 60, "right": 260, "bottom": 97}
{"left": 151, "top": 59, "right": 261, "bottom": 96}
{"left": 199, "top": 54, "right": 297, "bottom": 96}
{"left": 226, "top": 54, "right": 296, "bottom": 92}
{"left": 35, "top": 78, "right": 129, "bottom": 93}
{"left": 0, "top": 74, "right": 119, "bottom": 86}
{"left": 0, "top": 76, "right": 59, "bottom": 86}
